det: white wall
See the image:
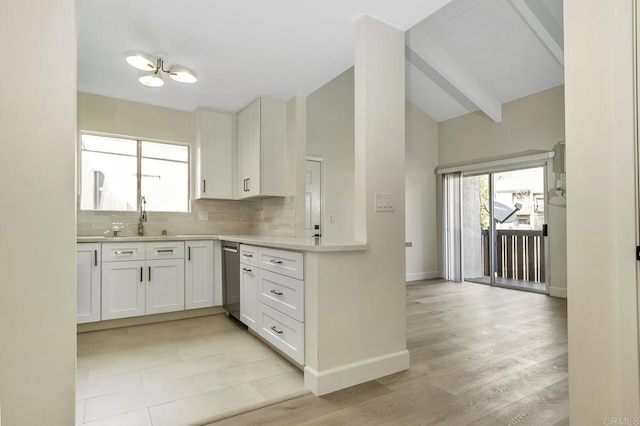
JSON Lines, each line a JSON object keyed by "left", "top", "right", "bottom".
{"left": 0, "top": 0, "right": 77, "bottom": 424}
{"left": 565, "top": 0, "right": 640, "bottom": 420}
{"left": 405, "top": 101, "right": 439, "bottom": 281}
{"left": 306, "top": 68, "right": 356, "bottom": 240}
{"left": 438, "top": 86, "right": 567, "bottom": 295}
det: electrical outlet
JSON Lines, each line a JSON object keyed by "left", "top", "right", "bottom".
{"left": 329, "top": 215, "right": 336, "bottom": 224}
{"left": 198, "top": 211, "right": 209, "bottom": 221}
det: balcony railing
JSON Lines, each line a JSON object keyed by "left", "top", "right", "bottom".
{"left": 482, "top": 229, "right": 545, "bottom": 283}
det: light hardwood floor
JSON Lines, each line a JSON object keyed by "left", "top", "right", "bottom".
{"left": 211, "top": 279, "right": 569, "bottom": 425}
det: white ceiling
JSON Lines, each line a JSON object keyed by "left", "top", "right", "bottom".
{"left": 77, "top": 0, "right": 564, "bottom": 121}
{"left": 406, "top": 0, "right": 564, "bottom": 121}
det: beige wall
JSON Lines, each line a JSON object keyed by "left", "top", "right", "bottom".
{"left": 78, "top": 92, "right": 194, "bottom": 144}
{"left": 306, "top": 68, "right": 356, "bottom": 240}
{"left": 405, "top": 101, "right": 439, "bottom": 280}
{"left": 0, "top": 0, "right": 77, "bottom": 424}
{"left": 438, "top": 86, "right": 567, "bottom": 295}
{"left": 77, "top": 92, "right": 255, "bottom": 236}
{"left": 565, "top": 0, "right": 640, "bottom": 420}
{"left": 285, "top": 96, "right": 307, "bottom": 237}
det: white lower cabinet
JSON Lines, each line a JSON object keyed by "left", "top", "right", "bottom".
{"left": 240, "top": 244, "right": 305, "bottom": 364}
{"left": 77, "top": 243, "right": 101, "bottom": 324}
{"left": 240, "top": 252, "right": 260, "bottom": 331}
{"left": 102, "top": 260, "right": 146, "bottom": 320}
{"left": 146, "top": 259, "right": 185, "bottom": 314}
{"left": 258, "top": 303, "right": 304, "bottom": 364}
{"left": 101, "top": 242, "right": 185, "bottom": 321}
{"left": 185, "top": 240, "right": 215, "bottom": 309}
{"left": 258, "top": 269, "right": 304, "bottom": 322}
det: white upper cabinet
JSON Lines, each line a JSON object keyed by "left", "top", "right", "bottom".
{"left": 195, "top": 109, "right": 235, "bottom": 200}
{"left": 237, "top": 98, "right": 286, "bottom": 199}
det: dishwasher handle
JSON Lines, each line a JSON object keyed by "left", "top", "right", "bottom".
{"left": 223, "top": 246, "right": 238, "bottom": 253}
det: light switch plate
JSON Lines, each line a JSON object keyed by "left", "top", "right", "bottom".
{"left": 198, "top": 211, "right": 209, "bottom": 221}
{"left": 375, "top": 193, "right": 395, "bottom": 212}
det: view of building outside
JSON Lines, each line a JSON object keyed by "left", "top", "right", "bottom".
{"left": 477, "top": 167, "right": 544, "bottom": 230}
{"left": 493, "top": 167, "right": 544, "bottom": 231}
{"left": 80, "top": 134, "right": 189, "bottom": 212}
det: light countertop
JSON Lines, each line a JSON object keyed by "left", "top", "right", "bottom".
{"left": 76, "top": 234, "right": 369, "bottom": 252}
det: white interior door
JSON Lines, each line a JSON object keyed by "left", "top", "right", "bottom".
{"left": 305, "top": 159, "right": 322, "bottom": 238}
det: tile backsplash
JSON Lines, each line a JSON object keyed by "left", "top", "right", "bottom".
{"left": 253, "top": 196, "right": 296, "bottom": 237}
{"left": 77, "top": 197, "right": 296, "bottom": 237}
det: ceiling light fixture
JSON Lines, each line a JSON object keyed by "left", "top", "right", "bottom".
{"left": 124, "top": 50, "right": 197, "bottom": 87}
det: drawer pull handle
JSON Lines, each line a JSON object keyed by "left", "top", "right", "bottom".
{"left": 242, "top": 268, "right": 253, "bottom": 273}
{"left": 244, "top": 253, "right": 253, "bottom": 258}
{"left": 270, "top": 259, "right": 284, "bottom": 265}
{"left": 94, "top": 250, "right": 98, "bottom": 266}
{"left": 140, "top": 267, "right": 143, "bottom": 282}
{"left": 157, "top": 249, "right": 174, "bottom": 253}
{"left": 270, "top": 289, "right": 283, "bottom": 296}
{"left": 270, "top": 326, "right": 283, "bottom": 334}
{"left": 115, "top": 250, "right": 134, "bottom": 255}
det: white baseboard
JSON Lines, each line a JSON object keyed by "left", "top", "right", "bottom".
{"left": 303, "top": 350, "right": 409, "bottom": 396}
{"left": 549, "top": 286, "right": 567, "bottom": 298}
{"left": 406, "top": 271, "right": 439, "bottom": 282}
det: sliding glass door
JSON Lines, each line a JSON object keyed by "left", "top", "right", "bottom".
{"left": 462, "top": 173, "right": 491, "bottom": 284}
{"left": 461, "top": 166, "right": 548, "bottom": 293}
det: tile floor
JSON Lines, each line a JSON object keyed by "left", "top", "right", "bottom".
{"left": 76, "top": 314, "right": 307, "bottom": 426}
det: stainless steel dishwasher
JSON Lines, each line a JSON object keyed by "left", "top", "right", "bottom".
{"left": 222, "top": 241, "right": 241, "bottom": 321}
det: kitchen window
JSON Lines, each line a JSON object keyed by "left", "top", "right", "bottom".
{"left": 80, "top": 133, "right": 189, "bottom": 212}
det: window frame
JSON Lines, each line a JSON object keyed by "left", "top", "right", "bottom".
{"left": 78, "top": 131, "right": 191, "bottom": 213}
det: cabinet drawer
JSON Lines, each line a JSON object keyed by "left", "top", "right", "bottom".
{"left": 259, "top": 269, "right": 304, "bottom": 322}
{"left": 240, "top": 244, "right": 259, "bottom": 266}
{"left": 146, "top": 241, "right": 185, "bottom": 260}
{"left": 102, "top": 242, "right": 146, "bottom": 262}
{"left": 258, "top": 303, "right": 304, "bottom": 364}
{"left": 258, "top": 247, "right": 303, "bottom": 280}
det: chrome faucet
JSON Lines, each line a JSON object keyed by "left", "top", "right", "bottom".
{"left": 138, "top": 196, "right": 147, "bottom": 236}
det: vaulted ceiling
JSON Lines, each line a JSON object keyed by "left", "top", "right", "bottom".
{"left": 77, "top": 0, "right": 563, "bottom": 122}
{"left": 406, "top": 0, "right": 564, "bottom": 122}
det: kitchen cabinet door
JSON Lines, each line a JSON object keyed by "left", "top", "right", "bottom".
{"left": 146, "top": 259, "right": 185, "bottom": 315}
{"left": 185, "top": 240, "right": 214, "bottom": 309}
{"left": 237, "top": 98, "right": 261, "bottom": 199}
{"left": 195, "top": 109, "right": 234, "bottom": 200}
{"left": 237, "top": 97, "right": 286, "bottom": 199}
{"left": 77, "top": 243, "right": 101, "bottom": 324}
{"left": 240, "top": 263, "right": 259, "bottom": 330}
{"left": 102, "top": 260, "right": 146, "bottom": 320}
